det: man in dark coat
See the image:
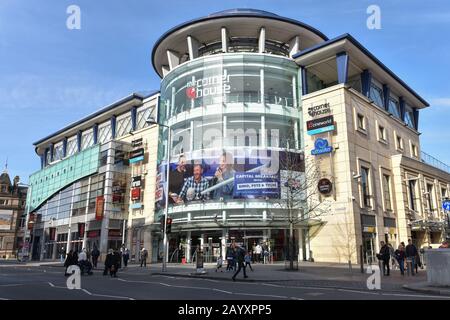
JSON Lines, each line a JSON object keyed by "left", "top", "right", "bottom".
{"left": 104, "top": 249, "right": 117, "bottom": 277}
{"left": 64, "top": 250, "right": 74, "bottom": 276}
{"left": 91, "top": 245, "right": 100, "bottom": 269}
{"left": 232, "top": 245, "right": 248, "bottom": 281}
{"left": 405, "top": 239, "right": 418, "bottom": 275}
{"left": 378, "top": 241, "right": 391, "bottom": 276}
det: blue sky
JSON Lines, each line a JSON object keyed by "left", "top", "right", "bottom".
{"left": 1, "top": 0, "right": 450, "bottom": 182}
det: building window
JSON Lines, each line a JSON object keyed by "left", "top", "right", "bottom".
{"left": 411, "top": 143, "right": 418, "bottom": 158}
{"left": 53, "top": 142, "right": 64, "bottom": 161}
{"left": 378, "top": 125, "right": 386, "bottom": 142}
{"left": 382, "top": 174, "right": 392, "bottom": 211}
{"left": 369, "top": 83, "right": 384, "bottom": 108}
{"left": 81, "top": 130, "right": 94, "bottom": 150}
{"left": 408, "top": 179, "right": 418, "bottom": 212}
{"left": 396, "top": 134, "right": 403, "bottom": 151}
{"left": 388, "top": 97, "right": 401, "bottom": 118}
{"left": 0, "top": 199, "right": 8, "bottom": 205}
{"left": 405, "top": 105, "right": 415, "bottom": 129}
{"left": 98, "top": 122, "right": 112, "bottom": 144}
{"left": 116, "top": 113, "right": 132, "bottom": 137}
{"left": 426, "top": 183, "right": 435, "bottom": 212}
{"left": 361, "top": 166, "right": 371, "bottom": 208}
{"left": 357, "top": 113, "right": 366, "bottom": 131}
{"left": 66, "top": 136, "right": 77, "bottom": 156}
{"left": 441, "top": 187, "right": 448, "bottom": 200}
{"left": 137, "top": 105, "right": 155, "bottom": 130}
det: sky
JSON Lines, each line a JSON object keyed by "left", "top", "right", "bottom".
{"left": 1, "top": 0, "right": 450, "bottom": 182}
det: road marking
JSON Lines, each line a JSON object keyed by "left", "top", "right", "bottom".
{"left": 0, "top": 297, "right": 9, "bottom": 300}
{"left": 0, "top": 284, "right": 23, "bottom": 287}
{"left": 48, "top": 282, "right": 54, "bottom": 287}
{"left": 213, "top": 289, "right": 232, "bottom": 294}
{"left": 337, "top": 288, "right": 380, "bottom": 295}
{"left": 290, "top": 297, "right": 305, "bottom": 300}
{"left": 262, "top": 283, "right": 283, "bottom": 287}
{"left": 235, "top": 292, "right": 288, "bottom": 299}
{"left": 82, "top": 288, "right": 134, "bottom": 300}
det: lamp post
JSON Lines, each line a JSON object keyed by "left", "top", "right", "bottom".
{"left": 147, "top": 116, "right": 171, "bottom": 272}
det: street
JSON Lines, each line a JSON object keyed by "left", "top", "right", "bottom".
{"left": 0, "top": 263, "right": 448, "bottom": 300}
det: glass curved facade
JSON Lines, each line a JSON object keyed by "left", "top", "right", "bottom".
{"left": 155, "top": 54, "right": 304, "bottom": 261}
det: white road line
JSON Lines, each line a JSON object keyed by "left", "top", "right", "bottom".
{"left": 48, "top": 282, "right": 54, "bottom": 287}
{"left": 82, "top": 288, "right": 134, "bottom": 300}
{"left": 262, "top": 283, "right": 283, "bottom": 287}
{"left": 290, "top": 297, "right": 305, "bottom": 300}
{"left": 0, "top": 297, "right": 9, "bottom": 300}
{"left": 213, "top": 289, "right": 232, "bottom": 294}
{"left": 337, "top": 288, "right": 380, "bottom": 295}
{"left": 82, "top": 289, "right": 92, "bottom": 295}
{"left": 235, "top": 292, "right": 289, "bottom": 299}
{"left": 0, "top": 284, "right": 23, "bottom": 287}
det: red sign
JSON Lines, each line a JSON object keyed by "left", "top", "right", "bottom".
{"left": 95, "top": 196, "right": 104, "bottom": 221}
{"left": 131, "top": 187, "right": 141, "bottom": 201}
{"left": 87, "top": 230, "right": 100, "bottom": 238}
{"left": 78, "top": 223, "right": 85, "bottom": 238}
{"left": 186, "top": 87, "right": 196, "bottom": 99}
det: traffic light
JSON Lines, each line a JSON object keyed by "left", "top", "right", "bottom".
{"left": 159, "top": 216, "right": 165, "bottom": 233}
{"left": 166, "top": 217, "right": 172, "bottom": 234}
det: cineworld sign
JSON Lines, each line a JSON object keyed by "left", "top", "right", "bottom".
{"left": 186, "top": 69, "right": 231, "bottom": 99}
{"left": 307, "top": 115, "right": 335, "bottom": 135}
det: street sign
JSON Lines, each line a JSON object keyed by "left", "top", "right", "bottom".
{"left": 443, "top": 200, "right": 450, "bottom": 211}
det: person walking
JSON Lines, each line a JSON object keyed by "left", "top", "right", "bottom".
{"left": 215, "top": 256, "right": 223, "bottom": 272}
{"left": 244, "top": 252, "right": 253, "bottom": 271}
{"left": 64, "top": 250, "right": 74, "bottom": 276}
{"left": 255, "top": 243, "right": 262, "bottom": 263}
{"left": 104, "top": 249, "right": 115, "bottom": 276}
{"left": 91, "top": 245, "right": 100, "bottom": 269}
{"left": 140, "top": 248, "right": 148, "bottom": 267}
{"left": 394, "top": 244, "right": 406, "bottom": 276}
{"left": 122, "top": 248, "right": 130, "bottom": 268}
{"left": 226, "top": 248, "right": 234, "bottom": 272}
{"left": 405, "top": 239, "right": 418, "bottom": 276}
{"left": 232, "top": 245, "right": 248, "bottom": 281}
{"left": 378, "top": 241, "right": 391, "bottom": 276}
{"left": 113, "top": 249, "right": 121, "bottom": 276}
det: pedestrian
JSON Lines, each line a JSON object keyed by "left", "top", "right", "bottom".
{"left": 140, "top": 247, "right": 148, "bottom": 267}
{"left": 377, "top": 241, "right": 390, "bottom": 276}
{"left": 91, "top": 245, "right": 100, "bottom": 269}
{"left": 255, "top": 243, "right": 262, "bottom": 263}
{"left": 244, "top": 252, "right": 253, "bottom": 271}
{"left": 226, "top": 248, "right": 234, "bottom": 271}
{"left": 394, "top": 244, "right": 405, "bottom": 276}
{"left": 123, "top": 248, "right": 130, "bottom": 267}
{"left": 405, "top": 239, "right": 418, "bottom": 276}
{"left": 215, "top": 256, "right": 223, "bottom": 272}
{"left": 113, "top": 249, "right": 121, "bottom": 276}
{"left": 64, "top": 250, "right": 74, "bottom": 276}
{"left": 232, "top": 245, "right": 248, "bottom": 281}
{"left": 104, "top": 249, "right": 119, "bottom": 277}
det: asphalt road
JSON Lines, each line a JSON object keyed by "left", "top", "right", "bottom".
{"left": 0, "top": 265, "right": 448, "bottom": 300}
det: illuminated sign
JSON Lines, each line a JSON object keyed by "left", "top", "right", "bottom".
{"left": 131, "top": 187, "right": 141, "bottom": 201}
{"left": 311, "top": 138, "right": 333, "bottom": 155}
{"left": 95, "top": 196, "right": 104, "bottom": 221}
{"left": 307, "top": 115, "right": 335, "bottom": 135}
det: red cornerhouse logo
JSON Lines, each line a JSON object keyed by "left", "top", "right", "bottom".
{"left": 186, "top": 87, "right": 196, "bottom": 99}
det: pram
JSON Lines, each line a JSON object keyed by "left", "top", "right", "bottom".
{"left": 78, "top": 260, "right": 93, "bottom": 275}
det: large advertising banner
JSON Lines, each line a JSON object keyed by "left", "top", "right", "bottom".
{"left": 155, "top": 149, "right": 303, "bottom": 209}
{"left": 233, "top": 172, "right": 280, "bottom": 198}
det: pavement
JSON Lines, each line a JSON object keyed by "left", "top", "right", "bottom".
{"left": 1, "top": 259, "right": 447, "bottom": 299}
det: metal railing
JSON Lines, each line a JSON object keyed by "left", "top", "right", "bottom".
{"left": 421, "top": 151, "right": 450, "bottom": 174}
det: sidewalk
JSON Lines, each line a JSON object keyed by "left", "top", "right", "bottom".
{"left": 403, "top": 282, "right": 450, "bottom": 296}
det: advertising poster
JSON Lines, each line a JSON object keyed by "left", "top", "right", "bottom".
{"left": 0, "top": 209, "right": 12, "bottom": 230}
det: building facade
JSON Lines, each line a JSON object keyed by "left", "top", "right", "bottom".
{"left": 26, "top": 9, "right": 450, "bottom": 264}
{"left": 0, "top": 170, "right": 27, "bottom": 259}
{"left": 26, "top": 92, "right": 160, "bottom": 261}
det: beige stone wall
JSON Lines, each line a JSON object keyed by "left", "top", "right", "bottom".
{"left": 300, "top": 83, "right": 441, "bottom": 263}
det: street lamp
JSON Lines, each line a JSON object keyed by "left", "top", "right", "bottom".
{"left": 146, "top": 116, "right": 171, "bottom": 272}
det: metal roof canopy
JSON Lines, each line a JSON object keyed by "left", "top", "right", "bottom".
{"left": 293, "top": 34, "right": 429, "bottom": 109}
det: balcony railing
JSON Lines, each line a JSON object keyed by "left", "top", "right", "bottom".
{"left": 421, "top": 151, "right": 450, "bottom": 174}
